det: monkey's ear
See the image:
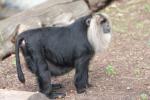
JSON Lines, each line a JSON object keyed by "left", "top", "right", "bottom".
{"left": 86, "top": 18, "right": 91, "bottom": 26}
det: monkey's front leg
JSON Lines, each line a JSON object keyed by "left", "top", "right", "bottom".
{"left": 74, "top": 54, "right": 93, "bottom": 93}
{"left": 35, "top": 55, "right": 65, "bottom": 99}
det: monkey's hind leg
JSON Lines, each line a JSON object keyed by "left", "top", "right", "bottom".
{"left": 32, "top": 51, "right": 65, "bottom": 99}
{"left": 21, "top": 45, "right": 37, "bottom": 73}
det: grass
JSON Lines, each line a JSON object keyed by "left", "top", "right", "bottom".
{"left": 144, "top": 4, "right": 150, "bottom": 13}
{"left": 134, "top": 68, "right": 141, "bottom": 77}
{"left": 0, "top": 34, "right": 4, "bottom": 45}
{"left": 12, "top": 58, "right": 16, "bottom": 65}
{"left": 136, "top": 22, "right": 144, "bottom": 29}
{"left": 105, "top": 65, "right": 117, "bottom": 76}
{"left": 140, "top": 93, "right": 148, "bottom": 100}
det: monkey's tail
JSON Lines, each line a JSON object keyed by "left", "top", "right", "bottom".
{"left": 15, "top": 34, "right": 25, "bottom": 83}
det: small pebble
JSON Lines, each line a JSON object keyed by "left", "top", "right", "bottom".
{"left": 126, "top": 86, "right": 131, "bottom": 90}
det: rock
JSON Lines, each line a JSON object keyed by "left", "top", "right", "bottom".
{"left": 0, "top": 89, "right": 49, "bottom": 100}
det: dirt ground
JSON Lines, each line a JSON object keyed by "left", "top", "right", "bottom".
{"left": 0, "top": 0, "right": 150, "bottom": 100}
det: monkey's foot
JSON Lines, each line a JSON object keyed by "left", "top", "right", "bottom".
{"left": 52, "top": 84, "right": 64, "bottom": 90}
{"left": 77, "top": 84, "right": 92, "bottom": 93}
{"left": 77, "top": 88, "right": 86, "bottom": 94}
{"left": 87, "top": 83, "right": 92, "bottom": 88}
{"left": 48, "top": 93, "right": 66, "bottom": 99}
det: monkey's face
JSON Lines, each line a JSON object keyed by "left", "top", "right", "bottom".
{"left": 87, "top": 13, "right": 112, "bottom": 52}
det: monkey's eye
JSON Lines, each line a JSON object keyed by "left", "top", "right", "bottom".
{"left": 86, "top": 18, "right": 91, "bottom": 26}
{"left": 100, "top": 18, "right": 106, "bottom": 24}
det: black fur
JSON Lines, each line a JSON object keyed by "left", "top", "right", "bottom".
{"left": 15, "top": 14, "right": 94, "bottom": 99}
